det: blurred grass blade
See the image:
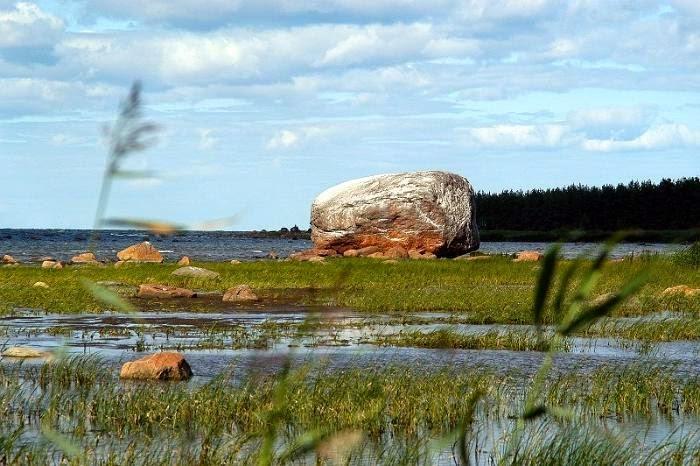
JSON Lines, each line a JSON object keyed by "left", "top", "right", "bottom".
{"left": 110, "top": 169, "right": 157, "bottom": 179}
{"left": 532, "top": 244, "right": 560, "bottom": 329}
{"left": 82, "top": 279, "right": 135, "bottom": 312}
{"left": 277, "top": 429, "right": 329, "bottom": 463}
{"left": 456, "top": 389, "right": 484, "bottom": 466}
{"left": 191, "top": 214, "right": 242, "bottom": 231}
{"left": 40, "top": 425, "right": 82, "bottom": 459}
{"left": 558, "top": 272, "right": 648, "bottom": 336}
{"left": 101, "top": 218, "right": 184, "bottom": 235}
{"left": 553, "top": 258, "right": 583, "bottom": 320}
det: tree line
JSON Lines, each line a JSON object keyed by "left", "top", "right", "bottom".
{"left": 475, "top": 178, "right": 700, "bottom": 232}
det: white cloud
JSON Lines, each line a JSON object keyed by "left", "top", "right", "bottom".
{"left": 197, "top": 128, "right": 219, "bottom": 150}
{"left": 582, "top": 123, "right": 700, "bottom": 151}
{"left": 266, "top": 126, "right": 331, "bottom": 150}
{"left": 462, "top": 124, "right": 572, "bottom": 149}
{"left": 0, "top": 2, "right": 64, "bottom": 48}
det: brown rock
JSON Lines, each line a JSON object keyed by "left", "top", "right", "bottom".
{"left": 356, "top": 246, "right": 381, "bottom": 256}
{"left": 307, "top": 256, "right": 326, "bottom": 263}
{"left": 661, "top": 285, "right": 700, "bottom": 298}
{"left": 383, "top": 259, "right": 399, "bottom": 264}
{"left": 2, "top": 346, "right": 50, "bottom": 358}
{"left": 230, "top": 260, "right": 242, "bottom": 265}
{"left": 408, "top": 249, "right": 437, "bottom": 260}
{"left": 223, "top": 285, "right": 259, "bottom": 302}
{"left": 384, "top": 246, "right": 408, "bottom": 260}
{"left": 71, "top": 252, "right": 99, "bottom": 264}
{"left": 33, "top": 281, "right": 49, "bottom": 288}
{"left": 42, "top": 260, "right": 57, "bottom": 269}
{"left": 311, "top": 171, "right": 479, "bottom": 257}
{"left": 117, "top": 242, "right": 163, "bottom": 263}
{"left": 119, "top": 352, "right": 192, "bottom": 381}
{"left": 137, "top": 284, "right": 196, "bottom": 299}
{"left": 177, "top": 256, "right": 190, "bottom": 266}
{"left": 290, "top": 249, "right": 335, "bottom": 262}
{"left": 1, "top": 254, "right": 17, "bottom": 264}
{"left": 343, "top": 249, "right": 359, "bottom": 257}
{"left": 114, "top": 260, "right": 126, "bottom": 268}
{"left": 514, "top": 251, "right": 543, "bottom": 262}
{"left": 367, "top": 252, "right": 388, "bottom": 259}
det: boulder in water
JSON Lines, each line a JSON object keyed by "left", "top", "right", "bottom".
{"left": 117, "top": 242, "right": 163, "bottom": 263}
{"left": 311, "top": 171, "right": 479, "bottom": 258}
{"left": 120, "top": 352, "right": 192, "bottom": 380}
{"left": 223, "top": 285, "right": 259, "bottom": 302}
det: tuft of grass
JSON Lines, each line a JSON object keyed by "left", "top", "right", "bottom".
{"left": 373, "top": 329, "right": 564, "bottom": 352}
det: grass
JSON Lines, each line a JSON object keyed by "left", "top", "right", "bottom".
{"left": 372, "top": 329, "right": 563, "bottom": 352}
{"left": 1, "top": 255, "right": 699, "bottom": 321}
{"left": 0, "top": 356, "right": 698, "bottom": 465}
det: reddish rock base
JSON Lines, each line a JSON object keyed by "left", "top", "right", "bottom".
{"left": 137, "top": 284, "right": 196, "bottom": 298}
{"left": 120, "top": 352, "right": 193, "bottom": 381}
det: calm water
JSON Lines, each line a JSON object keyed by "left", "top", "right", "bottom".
{"left": 0, "top": 229, "right": 685, "bottom": 262}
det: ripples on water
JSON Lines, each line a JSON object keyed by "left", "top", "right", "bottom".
{"left": 0, "top": 229, "right": 684, "bottom": 261}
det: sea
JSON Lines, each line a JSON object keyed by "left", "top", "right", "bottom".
{"left": 0, "top": 229, "right": 686, "bottom": 263}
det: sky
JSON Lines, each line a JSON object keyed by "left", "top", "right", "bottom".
{"left": 0, "top": 0, "right": 699, "bottom": 229}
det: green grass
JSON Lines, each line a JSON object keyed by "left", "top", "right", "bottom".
{"left": 1, "top": 256, "right": 699, "bottom": 321}
{"left": 372, "top": 329, "right": 563, "bottom": 352}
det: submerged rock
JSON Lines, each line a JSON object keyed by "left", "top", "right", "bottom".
{"left": 223, "top": 285, "right": 259, "bottom": 302}
{"left": 171, "top": 266, "right": 220, "bottom": 279}
{"left": 117, "top": 242, "right": 163, "bottom": 263}
{"left": 119, "top": 352, "right": 192, "bottom": 381}
{"left": 311, "top": 171, "right": 479, "bottom": 258}
{"left": 137, "top": 284, "right": 196, "bottom": 299}
{"left": 2, "top": 346, "right": 50, "bottom": 358}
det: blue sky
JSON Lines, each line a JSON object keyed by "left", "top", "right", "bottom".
{"left": 1, "top": 0, "right": 699, "bottom": 229}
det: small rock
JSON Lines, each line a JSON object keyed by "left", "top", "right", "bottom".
{"left": 137, "top": 284, "right": 196, "bottom": 299}
{"left": 383, "top": 259, "right": 399, "bottom": 264}
{"left": 356, "top": 246, "right": 381, "bottom": 257}
{"left": 117, "top": 242, "right": 163, "bottom": 263}
{"left": 384, "top": 246, "right": 409, "bottom": 260}
{"left": 308, "top": 256, "right": 326, "bottom": 263}
{"left": 230, "top": 260, "right": 242, "bottom": 265}
{"left": 33, "top": 281, "right": 49, "bottom": 289}
{"left": 661, "top": 285, "right": 700, "bottom": 298}
{"left": 408, "top": 249, "right": 436, "bottom": 260}
{"left": 114, "top": 260, "right": 126, "bottom": 268}
{"left": 38, "top": 256, "right": 55, "bottom": 262}
{"left": 177, "top": 256, "right": 190, "bottom": 266}
{"left": 223, "top": 285, "right": 259, "bottom": 302}
{"left": 2, "top": 263, "right": 19, "bottom": 268}
{"left": 455, "top": 254, "right": 490, "bottom": 261}
{"left": 343, "top": 249, "right": 359, "bottom": 257}
{"left": 119, "top": 352, "right": 193, "bottom": 381}
{"left": 2, "top": 346, "right": 49, "bottom": 358}
{"left": 514, "top": 251, "right": 543, "bottom": 262}
{"left": 41, "top": 260, "right": 57, "bottom": 269}
{"left": 171, "top": 266, "right": 220, "bottom": 279}
{"left": 53, "top": 261, "right": 63, "bottom": 269}
{"left": 71, "top": 252, "right": 99, "bottom": 264}
{"left": 1, "top": 254, "right": 17, "bottom": 264}
{"left": 267, "top": 251, "right": 279, "bottom": 260}
{"left": 290, "top": 249, "right": 335, "bottom": 262}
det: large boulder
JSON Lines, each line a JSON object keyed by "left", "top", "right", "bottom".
{"left": 117, "top": 242, "right": 163, "bottom": 263}
{"left": 120, "top": 352, "right": 192, "bottom": 380}
{"left": 310, "top": 171, "right": 479, "bottom": 258}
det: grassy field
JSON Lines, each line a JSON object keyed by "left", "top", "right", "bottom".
{"left": 1, "top": 256, "right": 698, "bottom": 321}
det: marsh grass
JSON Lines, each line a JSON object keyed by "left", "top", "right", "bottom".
{"left": 372, "top": 329, "right": 565, "bottom": 352}
{"left": 0, "top": 356, "right": 699, "bottom": 465}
